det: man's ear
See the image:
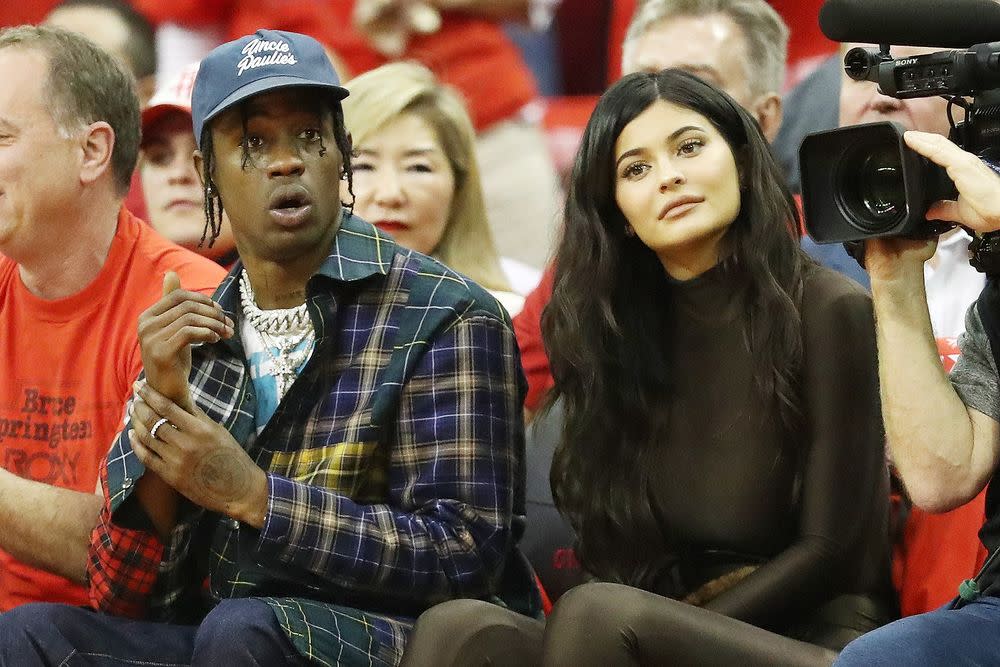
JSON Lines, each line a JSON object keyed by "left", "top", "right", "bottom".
{"left": 78, "top": 121, "right": 115, "bottom": 187}
{"left": 753, "top": 93, "right": 783, "bottom": 143}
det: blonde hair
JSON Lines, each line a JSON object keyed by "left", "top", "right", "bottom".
{"left": 343, "top": 62, "right": 510, "bottom": 292}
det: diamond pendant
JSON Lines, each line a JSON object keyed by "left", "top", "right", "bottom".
{"left": 276, "top": 367, "right": 296, "bottom": 398}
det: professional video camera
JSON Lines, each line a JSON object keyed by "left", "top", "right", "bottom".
{"left": 799, "top": 0, "right": 1000, "bottom": 272}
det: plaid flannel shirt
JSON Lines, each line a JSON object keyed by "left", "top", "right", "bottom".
{"left": 87, "top": 214, "right": 539, "bottom": 664}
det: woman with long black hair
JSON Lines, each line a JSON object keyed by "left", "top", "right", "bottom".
{"left": 401, "top": 68, "right": 896, "bottom": 666}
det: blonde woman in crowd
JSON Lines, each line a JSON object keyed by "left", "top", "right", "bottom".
{"left": 342, "top": 62, "right": 535, "bottom": 315}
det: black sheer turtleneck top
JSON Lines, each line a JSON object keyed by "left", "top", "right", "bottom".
{"left": 647, "top": 263, "right": 892, "bottom": 631}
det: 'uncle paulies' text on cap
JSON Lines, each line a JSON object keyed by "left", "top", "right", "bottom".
{"left": 191, "top": 29, "right": 348, "bottom": 149}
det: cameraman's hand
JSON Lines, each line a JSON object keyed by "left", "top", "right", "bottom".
{"left": 904, "top": 130, "right": 1000, "bottom": 233}
{"left": 864, "top": 236, "right": 937, "bottom": 284}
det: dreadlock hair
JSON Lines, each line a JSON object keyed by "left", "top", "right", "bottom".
{"left": 198, "top": 92, "right": 354, "bottom": 247}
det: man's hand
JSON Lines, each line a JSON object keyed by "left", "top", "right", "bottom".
{"left": 353, "top": 0, "right": 441, "bottom": 56}
{"left": 128, "top": 381, "right": 268, "bottom": 527}
{"left": 904, "top": 130, "right": 1000, "bottom": 234}
{"left": 137, "top": 272, "right": 233, "bottom": 411}
{"left": 353, "top": 0, "right": 530, "bottom": 55}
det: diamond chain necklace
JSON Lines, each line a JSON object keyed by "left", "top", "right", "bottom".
{"left": 239, "top": 269, "right": 315, "bottom": 398}
{"left": 238, "top": 269, "right": 311, "bottom": 334}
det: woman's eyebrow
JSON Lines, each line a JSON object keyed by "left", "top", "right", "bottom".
{"left": 615, "top": 125, "right": 704, "bottom": 167}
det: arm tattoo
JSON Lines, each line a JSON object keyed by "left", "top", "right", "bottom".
{"left": 195, "top": 450, "right": 252, "bottom": 503}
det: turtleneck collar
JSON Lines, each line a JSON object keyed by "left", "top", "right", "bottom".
{"left": 666, "top": 262, "right": 744, "bottom": 325}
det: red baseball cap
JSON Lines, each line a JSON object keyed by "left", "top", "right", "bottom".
{"left": 141, "top": 62, "right": 200, "bottom": 136}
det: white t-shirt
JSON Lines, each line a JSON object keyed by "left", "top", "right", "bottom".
{"left": 925, "top": 229, "right": 986, "bottom": 340}
{"left": 240, "top": 318, "right": 315, "bottom": 431}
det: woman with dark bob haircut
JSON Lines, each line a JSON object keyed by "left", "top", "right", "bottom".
{"left": 399, "top": 69, "right": 896, "bottom": 666}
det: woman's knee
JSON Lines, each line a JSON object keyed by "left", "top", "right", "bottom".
{"left": 542, "top": 583, "right": 658, "bottom": 666}
{"left": 411, "top": 599, "right": 505, "bottom": 640}
{"left": 547, "top": 582, "right": 644, "bottom": 634}
{"left": 403, "top": 599, "right": 544, "bottom": 667}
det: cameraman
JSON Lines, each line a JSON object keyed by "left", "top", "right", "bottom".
{"left": 835, "top": 130, "right": 1000, "bottom": 664}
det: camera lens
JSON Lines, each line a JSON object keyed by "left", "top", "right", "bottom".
{"left": 859, "top": 148, "right": 905, "bottom": 219}
{"left": 836, "top": 142, "right": 906, "bottom": 233}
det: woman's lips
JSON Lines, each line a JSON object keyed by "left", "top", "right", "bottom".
{"left": 662, "top": 201, "right": 700, "bottom": 219}
{"left": 659, "top": 195, "right": 705, "bottom": 220}
{"left": 165, "top": 199, "right": 200, "bottom": 211}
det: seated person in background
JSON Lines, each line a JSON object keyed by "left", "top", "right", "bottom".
{"left": 621, "top": 0, "right": 784, "bottom": 141}
{"left": 331, "top": 0, "right": 563, "bottom": 270}
{"left": 139, "top": 61, "right": 238, "bottom": 268}
{"left": 0, "top": 25, "right": 225, "bottom": 612}
{"left": 772, "top": 54, "right": 841, "bottom": 195}
{"left": 342, "top": 62, "right": 532, "bottom": 315}
{"left": 0, "top": 29, "right": 537, "bottom": 666}
{"left": 44, "top": 0, "right": 157, "bottom": 104}
{"left": 401, "top": 69, "right": 896, "bottom": 666}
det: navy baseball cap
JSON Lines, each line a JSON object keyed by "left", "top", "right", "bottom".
{"left": 191, "top": 29, "right": 349, "bottom": 148}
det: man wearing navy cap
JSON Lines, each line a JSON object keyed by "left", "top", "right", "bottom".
{"left": 0, "top": 29, "right": 537, "bottom": 666}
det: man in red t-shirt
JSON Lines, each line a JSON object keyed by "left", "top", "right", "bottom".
{"left": 0, "top": 25, "right": 225, "bottom": 611}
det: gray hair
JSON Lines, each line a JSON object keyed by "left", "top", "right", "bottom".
{"left": 0, "top": 25, "right": 140, "bottom": 196}
{"left": 622, "top": 0, "right": 789, "bottom": 98}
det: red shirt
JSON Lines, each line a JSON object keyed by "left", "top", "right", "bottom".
{"left": 513, "top": 264, "right": 555, "bottom": 413}
{"left": 0, "top": 0, "right": 58, "bottom": 27}
{"left": 0, "top": 208, "right": 226, "bottom": 611}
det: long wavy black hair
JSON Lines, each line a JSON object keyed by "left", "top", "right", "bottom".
{"left": 542, "top": 69, "right": 811, "bottom": 590}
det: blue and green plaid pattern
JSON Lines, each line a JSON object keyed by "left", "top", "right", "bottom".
{"left": 88, "top": 213, "right": 540, "bottom": 665}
